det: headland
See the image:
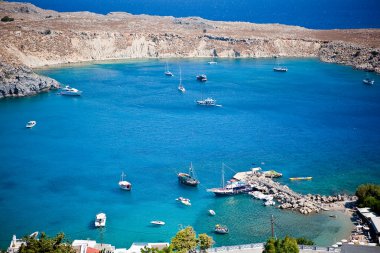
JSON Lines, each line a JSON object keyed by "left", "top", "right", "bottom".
{"left": 0, "top": 2, "right": 379, "bottom": 98}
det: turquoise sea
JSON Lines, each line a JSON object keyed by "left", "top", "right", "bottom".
{"left": 0, "top": 58, "right": 379, "bottom": 249}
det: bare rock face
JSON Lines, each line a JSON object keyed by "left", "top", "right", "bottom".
{"left": 0, "top": 62, "right": 60, "bottom": 98}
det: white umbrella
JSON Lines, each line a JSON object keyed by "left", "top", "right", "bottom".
{"left": 341, "top": 239, "right": 348, "bottom": 243}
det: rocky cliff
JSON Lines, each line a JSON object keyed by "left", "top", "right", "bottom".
{"left": 0, "top": 2, "right": 379, "bottom": 98}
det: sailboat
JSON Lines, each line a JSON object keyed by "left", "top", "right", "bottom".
{"left": 273, "top": 57, "right": 288, "bottom": 72}
{"left": 178, "top": 162, "right": 200, "bottom": 186}
{"left": 178, "top": 67, "right": 186, "bottom": 93}
{"left": 208, "top": 56, "right": 218, "bottom": 65}
{"left": 207, "top": 163, "right": 250, "bottom": 196}
{"left": 118, "top": 172, "right": 132, "bottom": 191}
{"left": 164, "top": 62, "right": 174, "bottom": 76}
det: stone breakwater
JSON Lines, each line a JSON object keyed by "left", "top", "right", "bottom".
{"left": 0, "top": 2, "right": 379, "bottom": 98}
{"left": 241, "top": 172, "right": 357, "bottom": 215}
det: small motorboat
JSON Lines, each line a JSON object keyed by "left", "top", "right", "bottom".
{"left": 95, "top": 213, "right": 106, "bottom": 227}
{"left": 150, "top": 220, "right": 165, "bottom": 226}
{"left": 264, "top": 200, "right": 276, "bottom": 206}
{"left": 196, "top": 97, "right": 217, "bottom": 106}
{"left": 289, "top": 177, "right": 312, "bottom": 181}
{"left": 165, "top": 71, "right": 174, "bottom": 77}
{"left": 208, "top": 61, "right": 217, "bottom": 65}
{"left": 26, "top": 121, "right": 36, "bottom": 128}
{"left": 363, "top": 78, "right": 375, "bottom": 85}
{"left": 196, "top": 74, "right": 207, "bottom": 82}
{"left": 176, "top": 197, "right": 191, "bottom": 206}
{"left": 208, "top": 210, "right": 216, "bottom": 216}
{"left": 214, "top": 224, "right": 229, "bottom": 234}
{"left": 60, "top": 85, "right": 82, "bottom": 96}
{"left": 29, "top": 231, "right": 39, "bottom": 238}
{"left": 178, "top": 84, "right": 186, "bottom": 93}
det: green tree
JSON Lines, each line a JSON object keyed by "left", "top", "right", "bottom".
{"left": 198, "top": 233, "right": 214, "bottom": 252}
{"left": 263, "top": 238, "right": 276, "bottom": 253}
{"left": 356, "top": 184, "right": 380, "bottom": 214}
{"left": 171, "top": 227, "right": 197, "bottom": 253}
{"left": 141, "top": 245, "right": 173, "bottom": 253}
{"left": 263, "top": 237, "right": 299, "bottom": 253}
{"left": 1, "top": 16, "right": 14, "bottom": 22}
{"left": 18, "top": 232, "right": 75, "bottom": 253}
{"left": 295, "top": 237, "right": 314, "bottom": 245}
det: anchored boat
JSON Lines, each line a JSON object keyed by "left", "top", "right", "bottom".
{"left": 60, "top": 85, "right": 82, "bottom": 96}
{"left": 196, "top": 74, "right": 207, "bottom": 82}
{"left": 151, "top": 220, "right": 165, "bottom": 226}
{"left": 178, "top": 163, "right": 199, "bottom": 186}
{"left": 363, "top": 78, "right": 375, "bottom": 85}
{"left": 289, "top": 177, "right": 312, "bottom": 181}
{"left": 176, "top": 197, "right": 191, "bottom": 206}
{"left": 119, "top": 172, "right": 132, "bottom": 190}
{"left": 94, "top": 213, "right": 106, "bottom": 227}
{"left": 214, "top": 224, "right": 229, "bottom": 234}
{"left": 26, "top": 121, "right": 36, "bottom": 128}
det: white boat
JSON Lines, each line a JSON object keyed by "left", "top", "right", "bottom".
{"left": 26, "top": 121, "right": 36, "bottom": 128}
{"left": 178, "top": 67, "right": 186, "bottom": 93}
{"left": 273, "top": 67, "right": 288, "bottom": 72}
{"left": 150, "top": 220, "right": 165, "bottom": 225}
{"left": 363, "top": 78, "right": 375, "bottom": 85}
{"left": 119, "top": 172, "right": 132, "bottom": 191}
{"left": 29, "top": 231, "right": 39, "bottom": 238}
{"left": 95, "top": 213, "right": 106, "bottom": 227}
{"left": 363, "top": 225, "right": 370, "bottom": 231}
{"left": 196, "top": 97, "right": 217, "bottom": 106}
{"left": 264, "top": 200, "right": 276, "bottom": 206}
{"left": 176, "top": 197, "right": 191, "bottom": 206}
{"left": 208, "top": 61, "right": 217, "bottom": 65}
{"left": 60, "top": 85, "right": 82, "bottom": 96}
{"left": 165, "top": 62, "right": 173, "bottom": 76}
{"left": 208, "top": 209, "right": 216, "bottom": 216}
{"left": 248, "top": 191, "right": 266, "bottom": 199}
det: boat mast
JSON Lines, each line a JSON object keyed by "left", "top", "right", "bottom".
{"left": 179, "top": 67, "right": 182, "bottom": 85}
{"left": 221, "top": 163, "right": 225, "bottom": 188}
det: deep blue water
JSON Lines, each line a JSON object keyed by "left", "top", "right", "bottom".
{"left": 9, "top": 0, "right": 380, "bottom": 29}
{"left": 0, "top": 58, "right": 380, "bottom": 249}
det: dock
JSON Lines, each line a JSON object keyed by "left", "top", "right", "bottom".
{"left": 234, "top": 168, "right": 356, "bottom": 214}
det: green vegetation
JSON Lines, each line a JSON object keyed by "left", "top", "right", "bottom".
{"left": 263, "top": 236, "right": 299, "bottom": 253}
{"left": 198, "top": 233, "right": 214, "bottom": 252}
{"left": 141, "top": 245, "right": 173, "bottom": 253}
{"left": 1, "top": 16, "right": 14, "bottom": 22}
{"left": 18, "top": 232, "right": 75, "bottom": 253}
{"left": 356, "top": 184, "right": 380, "bottom": 214}
{"left": 295, "top": 237, "right": 314, "bottom": 245}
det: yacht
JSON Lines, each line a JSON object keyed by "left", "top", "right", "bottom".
{"left": 196, "top": 97, "right": 217, "bottom": 106}
{"left": 178, "top": 67, "right": 186, "bottom": 93}
{"left": 196, "top": 74, "right": 207, "bottom": 82}
{"left": 273, "top": 67, "right": 288, "bottom": 72}
{"left": 363, "top": 78, "right": 375, "bottom": 85}
{"left": 150, "top": 220, "right": 165, "bottom": 226}
{"left": 119, "top": 172, "right": 132, "bottom": 191}
{"left": 214, "top": 224, "right": 229, "bottom": 234}
{"left": 178, "top": 163, "right": 199, "bottom": 186}
{"left": 94, "top": 213, "right": 106, "bottom": 227}
{"left": 26, "top": 121, "right": 36, "bottom": 128}
{"left": 60, "top": 86, "right": 82, "bottom": 96}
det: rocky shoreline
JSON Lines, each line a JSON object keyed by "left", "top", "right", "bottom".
{"left": 0, "top": 2, "right": 379, "bottom": 98}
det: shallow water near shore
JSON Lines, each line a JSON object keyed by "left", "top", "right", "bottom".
{"left": 0, "top": 58, "right": 379, "bottom": 248}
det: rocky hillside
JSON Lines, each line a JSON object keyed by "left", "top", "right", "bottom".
{"left": 0, "top": 2, "right": 379, "bottom": 98}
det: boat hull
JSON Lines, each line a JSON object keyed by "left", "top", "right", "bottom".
{"left": 178, "top": 173, "right": 199, "bottom": 186}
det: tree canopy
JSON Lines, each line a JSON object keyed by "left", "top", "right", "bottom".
{"left": 18, "top": 232, "right": 75, "bottom": 253}
{"left": 263, "top": 236, "right": 299, "bottom": 253}
{"left": 169, "top": 226, "right": 214, "bottom": 253}
{"left": 356, "top": 184, "right": 380, "bottom": 214}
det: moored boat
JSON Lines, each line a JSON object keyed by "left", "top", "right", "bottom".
{"left": 289, "top": 177, "right": 312, "bottom": 181}
{"left": 196, "top": 74, "right": 207, "bottom": 82}
{"left": 150, "top": 220, "right": 165, "bottom": 226}
{"left": 95, "top": 213, "right": 106, "bottom": 227}
{"left": 178, "top": 163, "right": 199, "bottom": 186}
{"left": 176, "top": 197, "right": 191, "bottom": 206}
{"left": 165, "top": 62, "right": 174, "bottom": 76}
{"left": 26, "top": 120, "right": 36, "bottom": 128}
{"left": 214, "top": 224, "right": 229, "bottom": 234}
{"left": 196, "top": 97, "right": 217, "bottom": 106}
{"left": 60, "top": 85, "right": 82, "bottom": 96}
{"left": 273, "top": 67, "right": 288, "bottom": 72}
{"left": 119, "top": 172, "right": 132, "bottom": 191}
{"left": 264, "top": 200, "right": 276, "bottom": 206}
{"left": 178, "top": 67, "right": 186, "bottom": 93}
{"left": 208, "top": 209, "right": 216, "bottom": 216}
{"left": 363, "top": 78, "right": 375, "bottom": 85}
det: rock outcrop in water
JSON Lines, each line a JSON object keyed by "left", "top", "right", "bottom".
{"left": 0, "top": 2, "right": 379, "bottom": 98}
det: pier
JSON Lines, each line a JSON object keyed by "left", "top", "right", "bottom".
{"left": 233, "top": 168, "right": 356, "bottom": 214}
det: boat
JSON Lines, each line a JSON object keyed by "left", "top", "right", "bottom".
{"left": 363, "top": 225, "right": 370, "bottom": 231}
{"left": 264, "top": 200, "right": 276, "bottom": 206}
{"left": 178, "top": 162, "right": 199, "bottom": 186}
{"left": 29, "top": 232, "right": 39, "bottom": 238}
{"left": 208, "top": 210, "right": 216, "bottom": 216}
{"left": 165, "top": 62, "right": 173, "bottom": 76}
{"left": 363, "top": 78, "right": 375, "bottom": 85}
{"left": 208, "top": 61, "right": 217, "bottom": 65}
{"left": 273, "top": 67, "right": 288, "bottom": 72}
{"left": 26, "top": 121, "right": 36, "bottom": 128}
{"left": 207, "top": 164, "right": 252, "bottom": 196}
{"left": 119, "top": 172, "right": 132, "bottom": 191}
{"left": 60, "top": 85, "right": 82, "bottom": 96}
{"left": 178, "top": 67, "right": 186, "bottom": 93}
{"left": 150, "top": 220, "right": 165, "bottom": 226}
{"left": 176, "top": 197, "right": 191, "bottom": 206}
{"left": 94, "top": 213, "right": 106, "bottom": 227}
{"left": 289, "top": 177, "right": 312, "bottom": 181}
{"left": 196, "top": 74, "right": 207, "bottom": 82}
{"left": 214, "top": 224, "right": 229, "bottom": 234}
{"left": 196, "top": 97, "right": 217, "bottom": 106}
{"left": 262, "top": 170, "right": 283, "bottom": 178}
